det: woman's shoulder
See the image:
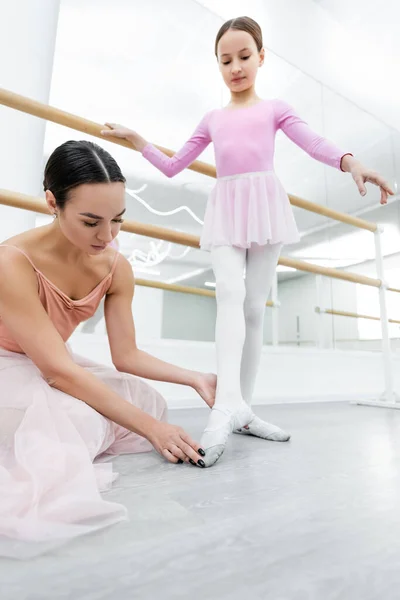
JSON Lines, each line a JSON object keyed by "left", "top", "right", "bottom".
{"left": 0, "top": 229, "right": 37, "bottom": 263}
{"left": 0, "top": 227, "right": 39, "bottom": 250}
{"left": 102, "top": 245, "right": 120, "bottom": 268}
{"left": 0, "top": 244, "right": 38, "bottom": 293}
{"left": 0, "top": 228, "right": 52, "bottom": 270}
{"left": 107, "top": 251, "right": 133, "bottom": 284}
{"left": 111, "top": 251, "right": 132, "bottom": 276}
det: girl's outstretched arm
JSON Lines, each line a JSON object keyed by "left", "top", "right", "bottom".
{"left": 275, "top": 99, "right": 394, "bottom": 205}
{"left": 102, "top": 113, "right": 211, "bottom": 178}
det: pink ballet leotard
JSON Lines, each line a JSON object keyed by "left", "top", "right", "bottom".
{"left": 142, "top": 99, "right": 350, "bottom": 250}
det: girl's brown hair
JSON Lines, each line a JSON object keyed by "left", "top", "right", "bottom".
{"left": 215, "top": 16, "right": 263, "bottom": 57}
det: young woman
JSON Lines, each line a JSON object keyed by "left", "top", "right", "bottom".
{"left": 0, "top": 140, "right": 216, "bottom": 557}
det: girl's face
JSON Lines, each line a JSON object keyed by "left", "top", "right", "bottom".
{"left": 46, "top": 181, "right": 125, "bottom": 254}
{"left": 217, "top": 29, "right": 264, "bottom": 94}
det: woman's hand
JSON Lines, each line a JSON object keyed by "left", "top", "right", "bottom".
{"left": 192, "top": 372, "right": 217, "bottom": 409}
{"left": 147, "top": 421, "right": 206, "bottom": 467}
{"left": 101, "top": 123, "right": 148, "bottom": 152}
{"left": 341, "top": 155, "right": 394, "bottom": 205}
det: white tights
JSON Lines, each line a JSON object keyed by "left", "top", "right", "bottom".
{"left": 211, "top": 242, "right": 282, "bottom": 408}
{"left": 199, "top": 242, "right": 288, "bottom": 466}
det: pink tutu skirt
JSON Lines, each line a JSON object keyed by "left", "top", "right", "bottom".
{"left": 0, "top": 348, "right": 167, "bottom": 559}
{"left": 200, "top": 171, "right": 300, "bottom": 251}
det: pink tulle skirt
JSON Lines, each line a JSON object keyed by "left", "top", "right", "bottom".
{"left": 200, "top": 171, "right": 300, "bottom": 251}
{"left": 0, "top": 348, "right": 167, "bottom": 559}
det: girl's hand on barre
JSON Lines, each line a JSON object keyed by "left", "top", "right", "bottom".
{"left": 101, "top": 123, "right": 148, "bottom": 152}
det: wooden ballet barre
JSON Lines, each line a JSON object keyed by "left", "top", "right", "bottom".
{"left": 325, "top": 308, "right": 380, "bottom": 321}
{"left": 136, "top": 278, "right": 215, "bottom": 298}
{"left": 316, "top": 307, "right": 400, "bottom": 325}
{"left": 0, "top": 87, "right": 378, "bottom": 232}
{"left": 0, "top": 189, "right": 199, "bottom": 248}
{"left": 0, "top": 88, "right": 215, "bottom": 179}
{"left": 288, "top": 194, "right": 377, "bottom": 233}
{"left": 136, "top": 278, "right": 274, "bottom": 306}
{"left": 0, "top": 187, "right": 383, "bottom": 289}
{"left": 279, "top": 256, "right": 381, "bottom": 288}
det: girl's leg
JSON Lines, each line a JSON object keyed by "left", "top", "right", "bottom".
{"left": 235, "top": 243, "right": 290, "bottom": 441}
{"left": 240, "top": 243, "right": 282, "bottom": 404}
{"left": 200, "top": 246, "right": 253, "bottom": 466}
{"left": 212, "top": 245, "right": 247, "bottom": 408}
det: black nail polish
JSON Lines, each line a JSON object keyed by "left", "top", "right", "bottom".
{"left": 177, "top": 459, "right": 183, "bottom": 464}
{"left": 189, "top": 459, "right": 197, "bottom": 466}
{"left": 198, "top": 448, "right": 206, "bottom": 457}
{"left": 198, "top": 459, "right": 206, "bottom": 468}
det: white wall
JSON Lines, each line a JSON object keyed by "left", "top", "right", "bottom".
{"left": 132, "top": 286, "right": 163, "bottom": 342}
{"left": 275, "top": 274, "right": 359, "bottom": 346}
{"left": 0, "top": 0, "right": 61, "bottom": 239}
{"left": 162, "top": 290, "right": 216, "bottom": 342}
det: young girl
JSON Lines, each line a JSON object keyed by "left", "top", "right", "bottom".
{"left": 102, "top": 16, "right": 394, "bottom": 467}
{"left": 0, "top": 140, "right": 216, "bottom": 557}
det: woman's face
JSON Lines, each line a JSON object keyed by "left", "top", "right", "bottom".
{"left": 48, "top": 181, "right": 126, "bottom": 254}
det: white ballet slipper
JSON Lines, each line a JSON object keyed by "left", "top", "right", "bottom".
{"left": 200, "top": 402, "right": 253, "bottom": 467}
{"left": 234, "top": 413, "right": 290, "bottom": 442}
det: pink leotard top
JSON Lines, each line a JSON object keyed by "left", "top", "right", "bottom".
{"left": 0, "top": 246, "right": 119, "bottom": 354}
{"left": 142, "top": 99, "right": 348, "bottom": 178}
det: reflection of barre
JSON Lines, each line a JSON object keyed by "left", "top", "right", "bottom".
{"left": 315, "top": 306, "right": 400, "bottom": 325}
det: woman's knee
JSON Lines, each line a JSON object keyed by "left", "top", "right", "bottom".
{"left": 133, "top": 376, "right": 168, "bottom": 421}
{"left": 156, "top": 392, "right": 168, "bottom": 422}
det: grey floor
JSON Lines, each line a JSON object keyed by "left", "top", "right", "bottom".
{"left": 2, "top": 401, "right": 400, "bottom": 600}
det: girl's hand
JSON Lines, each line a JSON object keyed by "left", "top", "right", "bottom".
{"left": 101, "top": 122, "right": 148, "bottom": 152}
{"left": 341, "top": 155, "right": 394, "bottom": 205}
{"left": 147, "top": 421, "right": 206, "bottom": 467}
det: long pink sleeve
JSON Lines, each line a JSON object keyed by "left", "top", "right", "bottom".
{"left": 274, "top": 100, "right": 349, "bottom": 171}
{"left": 141, "top": 114, "right": 211, "bottom": 178}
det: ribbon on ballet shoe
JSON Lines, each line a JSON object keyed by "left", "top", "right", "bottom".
{"left": 232, "top": 403, "right": 255, "bottom": 431}
{"left": 203, "top": 404, "right": 234, "bottom": 434}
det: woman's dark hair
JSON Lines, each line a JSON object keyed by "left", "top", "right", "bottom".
{"left": 43, "top": 140, "right": 126, "bottom": 209}
{"left": 215, "top": 16, "right": 263, "bottom": 57}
